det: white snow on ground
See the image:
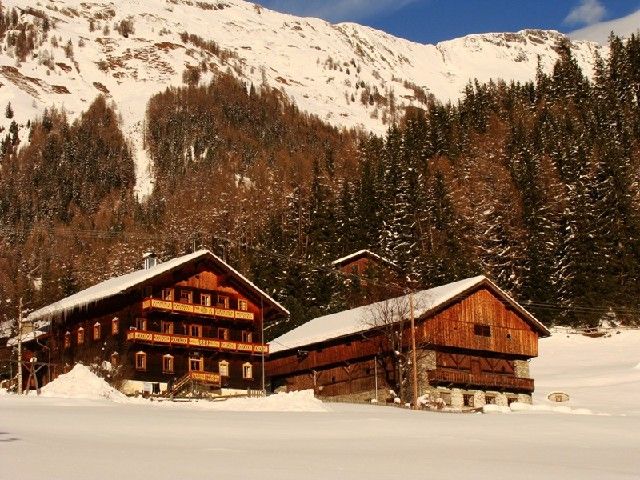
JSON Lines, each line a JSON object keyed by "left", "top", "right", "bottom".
{"left": 39, "top": 363, "right": 129, "bottom": 403}
{"left": 1, "top": 329, "right": 640, "bottom": 479}
{"left": 532, "top": 328, "right": 640, "bottom": 416}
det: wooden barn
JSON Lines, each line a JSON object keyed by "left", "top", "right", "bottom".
{"left": 14, "top": 250, "right": 288, "bottom": 395}
{"left": 331, "top": 249, "right": 404, "bottom": 307}
{"left": 267, "top": 276, "right": 550, "bottom": 408}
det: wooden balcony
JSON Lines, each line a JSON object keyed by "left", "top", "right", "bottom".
{"left": 187, "top": 371, "right": 221, "bottom": 386}
{"left": 427, "top": 368, "right": 534, "bottom": 392}
{"left": 126, "top": 329, "right": 269, "bottom": 355}
{"left": 142, "top": 297, "right": 255, "bottom": 321}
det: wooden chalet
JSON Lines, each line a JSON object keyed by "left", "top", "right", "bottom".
{"left": 267, "top": 276, "right": 550, "bottom": 408}
{"left": 18, "top": 250, "right": 288, "bottom": 395}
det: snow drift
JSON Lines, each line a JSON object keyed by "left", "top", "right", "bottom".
{"left": 40, "top": 364, "right": 129, "bottom": 403}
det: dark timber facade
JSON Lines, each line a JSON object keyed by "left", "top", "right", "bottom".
{"left": 19, "top": 250, "right": 288, "bottom": 395}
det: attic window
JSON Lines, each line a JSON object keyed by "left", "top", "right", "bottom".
{"left": 238, "top": 299, "right": 248, "bottom": 311}
{"left": 473, "top": 324, "right": 491, "bottom": 337}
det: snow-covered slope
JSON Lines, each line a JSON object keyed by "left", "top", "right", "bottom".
{"left": 1, "top": 0, "right": 603, "bottom": 196}
{"left": 570, "top": 9, "right": 640, "bottom": 44}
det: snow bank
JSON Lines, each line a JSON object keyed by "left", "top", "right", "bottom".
{"left": 166, "top": 390, "right": 328, "bottom": 413}
{"left": 40, "top": 364, "right": 129, "bottom": 403}
{"left": 483, "top": 402, "right": 595, "bottom": 415}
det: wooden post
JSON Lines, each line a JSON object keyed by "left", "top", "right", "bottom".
{"left": 409, "top": 291, "right": 418, "bottom": 410}
{"left": 374, "top": 355, "right": 378, "bottom": 403}
{"left": 17, "top": 297, "right": 23, "bottom": 395}
{"left": 260, "top": 296, "right": 266, "bottom": 395}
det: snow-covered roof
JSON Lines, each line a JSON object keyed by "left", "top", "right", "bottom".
{"left": 6, "top": 329, "right": 48, "bottom": 347}
{"left": 270, "top": 275, "right": 549, "bottom": 354}
{"left": 331, "top": 249, "right": 398, "bottom": 269}
{"left": 27, "top": 249, "right": 288, "bottom": 323}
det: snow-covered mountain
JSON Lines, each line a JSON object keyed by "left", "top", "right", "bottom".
{"left": 1, "top": 0, "right": 604, "bottom": 196}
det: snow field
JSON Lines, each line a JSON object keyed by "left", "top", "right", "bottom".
{"left": 1, "top": 329, "right": 640, "bottom": 479}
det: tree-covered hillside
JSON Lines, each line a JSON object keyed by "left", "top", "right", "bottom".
{"left": 0, "top": 35, "right": 639, "bottom": 333}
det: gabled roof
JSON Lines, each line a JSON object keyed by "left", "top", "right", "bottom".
{"left": 331, "top": 249, "right": 399, "bottom": 269}
{"left": 27, "top": 249, "right": 288, "bottom": 323}
{"left": 269, "top": 275, "right": 549, "bottom": 354}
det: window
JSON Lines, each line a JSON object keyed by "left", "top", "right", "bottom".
{"left": 242, "top": 331, "right": 253, "bottom": 343}
{"left": 463, "top": 394, "right": 474, "bottom": 407}
{"left": 144, "top": 286, "right": 153, "bottom": 298}
{"left": 135, "top": 318, "right": 147, "bottom": 331}
{"left": 217, "top": 295, "right": 230, "bottom": 309}
{"left": 485, "top": 395, "right": 496, "bottom": 405}
{"left": 506, "top": 332, "right": 512, "bottom": 339}
{"left": 473, "top": 324, "right": 491, "bottom": 337}
{"left": 238, "top": 299, "right": 248, "bottom": 311}
{"left": 163, "top": 355, "right": 174, "bottom": 373}
{"left": 190, "top": 324, "right": 202, "bottom": 337}
{"left": 242, "top": 362, "right": 253, "bottom": 379}
{"left": 135, "top": 351, "right": 147, "bottom": 371}
{"left": 200, "top": 293, "right": 212, "bottom": 306}
{"left": 77, "top": 327, "right": 85, "bottom": 345}
{"left": 64, "top": 331, "right": 71, "bottom": 349}
{"left": 219, "top": 360, "right": 229, "bottom": 377}
{"left": 180, "top": 289, "right": 192, "bottom": 304}
{"left": 161, "top": 321, "right": 174, "bottom": 334}
{"left": 162, "top": 288, "right": 174, "bottom": 301}
{"left": 218, "top": 328, "right": 229, "bottom": 340}
{"left": 110, "top": 352, "right": 119, "bottom": 367}
{"left": 189, "top": 357, "right": 203, "bottom": 372}
{"left": 93, "top": 322, "right": 101, "bottom": 341}
{"left": 111, "top": 318, "right": 119, "bottom": 335}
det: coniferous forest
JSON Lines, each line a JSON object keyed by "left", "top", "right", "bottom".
{"left": 0, "top": 36, "right": 639, "bottom": 335}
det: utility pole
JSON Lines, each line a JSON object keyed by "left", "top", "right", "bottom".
{"left": 409, "top": 290, "right": 418, "bottom": 410}
{"left": 260, "top": 296, "right": 265, "bottom": 395}
{"left": 16, "top": 297, "right": 23, "bottom": 395}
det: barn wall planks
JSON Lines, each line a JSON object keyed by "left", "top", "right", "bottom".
{"left": 267, "top": 285, "right": 543, "bottom": 398}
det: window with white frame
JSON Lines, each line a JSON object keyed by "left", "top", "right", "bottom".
{"left": 77, "top": 327, "right": 85, "bottom": 345}
{"left": 162, "top": 354, "right": 174, "bottom": 373}
{"left": 189, "top": 357, "right": 203, "bottom": 372}
{"left": 242, "top": 362, "right": 253, "bottom": 379}
{"left": 218, "top": 360, "right": 229, "bottom": 377}
{"left": 93, "top": 322, "right": 101, "bottom": 340}
{"left": 135, "top": 351, "right": 147, "bottom": 371}
{"left": 238, "top": 299, "right": 248, "bottom": 311}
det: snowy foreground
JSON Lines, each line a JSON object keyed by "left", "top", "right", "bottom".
{"left": 2, "top": 330, "right": 640, "bottom": 479}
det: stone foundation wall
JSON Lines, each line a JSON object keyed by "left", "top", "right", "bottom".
{"left": 513, "top": 360, "right": 530, "bottom": 378}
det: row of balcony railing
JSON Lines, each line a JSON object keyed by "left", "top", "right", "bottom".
{"left": 126, "top": 329, "right": 269, "bottom": 355}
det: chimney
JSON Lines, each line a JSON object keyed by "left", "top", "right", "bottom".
{"left": 143, "top": 252, "right": 157, "bottom": 270}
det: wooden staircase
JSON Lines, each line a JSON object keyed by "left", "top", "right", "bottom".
{"left": 166, "top": 371, "right": 222, "bottom": 397}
